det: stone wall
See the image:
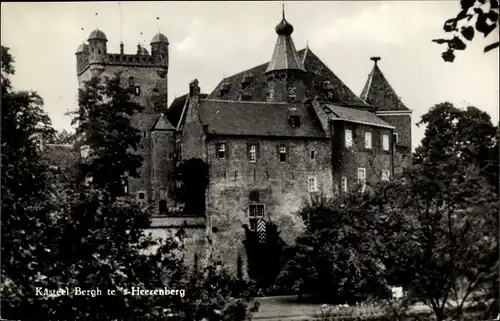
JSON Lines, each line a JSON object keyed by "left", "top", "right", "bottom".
{"left": 205, "top": 136, "right": 332, "bottom": 273}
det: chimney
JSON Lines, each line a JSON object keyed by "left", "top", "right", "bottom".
{"left": 137, "top": 44, "right": 141, "bottom": 54}
{"left": 120, "top": 42, "right": 124, "bottom": 54}
{"left": 189, "top": 79, "right": 200, "bottom": 101}
{"left": 219, "top": 82, "right": 230, "bottom": 97}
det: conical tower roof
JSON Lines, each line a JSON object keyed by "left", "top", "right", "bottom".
{"left": 360, "top": 57, "right": 409, "bottom": 111}
{"left": 265, "top": 5, "right": 306, "bottom": 74}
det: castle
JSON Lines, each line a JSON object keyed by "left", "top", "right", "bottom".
{"left": 75, "top": 10, "right": 412, "bottom": 270}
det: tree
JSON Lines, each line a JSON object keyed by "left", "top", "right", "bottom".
{"left": 1, "top": 48, "right": 255, "bottom": 320}
{"left": 47, "top": 129, "right": 77, "bottom": 145}
{"left": 172, "top": 158, "right": 210, "bottom": 216}
{"left": 433, "top": 0, "right": 499, "bottom": 62}
{"left": 276, "top": 196, "right": 389, "bottom": 304}
{"left": 71, "top": 73, "right": 144, "bottom": 197}
{"left": 1, "top": 45, "right": 58, "bottom": 318}
{"left": 414, "top": 102, "right": 499, "bottom": 194}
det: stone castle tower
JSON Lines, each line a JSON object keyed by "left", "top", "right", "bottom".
{"left": 75, "top": 29, "right": 177, "bottom": 211}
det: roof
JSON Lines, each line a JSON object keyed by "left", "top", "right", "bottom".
{"left": 208, "top": 48, "right": 368, "bottom": 107}
{"left": 325, "top": 104, "right": 394, "bottom": 129}
{"left": 167, "top": 93, "right": 209, "bottom": 128}
{"left": 75, "top": 43, "right": 88, "bottom": 54}
{"left": 88, "top": 29, "right": 107, "bottom": 41}
{"left": 360, "top": 59, "right": 409, "bottom": 111}
{"left": 151, "top": 32, "right": 169, "bottom": 44}
{"left": 152, "top": 113, "right": 175, "bottom": 131}
{"left": 266, "top": 14, "right": 306, "bottom": 73}
{"left": 198, "top": 99, "right": 327, "bottom": 138}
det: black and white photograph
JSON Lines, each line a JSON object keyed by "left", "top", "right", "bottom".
{"left": 1, "top": 1, "right": 499, "bottom": 320}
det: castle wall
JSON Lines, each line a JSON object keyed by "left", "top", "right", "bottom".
{"left": 206, "top": 136, "right": 332, "bottom": 273}
{"left": 337, "top": 122, "right": 394, "bottom": 191}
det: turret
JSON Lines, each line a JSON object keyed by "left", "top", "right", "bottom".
{"left": 265, "top": 6, "right": 306, "bottom": 103}
{"left": 87, "top": 29, "right": 108, "bottom": 64}
{"left": 75, "top": 42, "right": 89, "bottom": 75}
{"left": 150, "top": 32, "right": 169, "bottom": 67}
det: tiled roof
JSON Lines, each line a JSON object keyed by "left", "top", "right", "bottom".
{"left": 198, "top": 99, "right": 327, "bottom": 138}
{"left": 360, "top": 59, "right": 409, "bottom": 111}
{"left": 325, "top": 104, "right": 394, "bottom": 129}
{"left": 208, "top": 48, "right": 368, "bottom": 107}
{"left": 167, "top": 93, "right": 208, "bottom": 128}
{"left": 152, "top": 113, "right": 175, "bottom": 131}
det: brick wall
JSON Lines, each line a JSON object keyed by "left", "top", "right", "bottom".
{"left": 377, "top": 114, "right": 412, "bottom": 173}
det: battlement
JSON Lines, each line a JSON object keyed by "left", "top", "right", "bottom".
{"left": 76, "top": 29, "right": 169, "bottom": 75}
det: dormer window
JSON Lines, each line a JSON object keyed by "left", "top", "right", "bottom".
{"left": 241, "top": 75, "right": 252, "bottom": 90}
{"left": 240, "top": 93, "right": 251, "bottom": 101}
{"left": 287, "top": 86, "right": 296, "bottom": 99}
{"left": 290, "top": 115, "right": 300, "bottom": 128}
{"left": 220, "top": 83, "right": 230, "bottom": 97}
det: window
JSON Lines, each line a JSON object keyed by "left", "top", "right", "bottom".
{"left": 134, "top": 86, "right": 141, "bottom": 96}
{"left": 345, "top": 129, "right": 353, "bottom": 147}
{"left": 310, "top": 149, "right": 316, "bottom": 160}
{"left": 122, "top": 177, "right": 129, "bottom": 195}
{"left": 308, "top": 176, "right": 318, "bottom": 192}
{"left": 365, "top": 132, "right": 372, "bottom": 149}
{"left": 159, "top": 200, "right": 167, "bottom": 214}
{"left": 138, "top": 192, "right": 145, "bottom": 200}
{"left": 382, "top": 169, "right": 390, "bottom": 181}
{"left": 279, "top": 144, "right": 286, "bottom": 162}
{"left": 217, "top": 143, "right": 226, "bottom": 159}
{"left": 143, "top": 131, "right": 149, "bottom": 138}
{"left": 394, "top": 133, "right": 399, "bottom": 144}
{"left": 357, "top": 168, "right": 366, "bottom": 193}
{"left": 249, "top": 144, "right": 257, "bottom": 163}
{"left": 290, "top": 115, "right": 301, "bottom": 128}
{"left": 341, "top": 177, "right": 348, "bottom": 192}
{"left": 382, "top": 134, "right": 390, "bottom": 151}
{"left": 176, "top": 141, "right": 182, "bottom": 160}
{"left": 249, "top": 204, "right": 265, "bottom": 231}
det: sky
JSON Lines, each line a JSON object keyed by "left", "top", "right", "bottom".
{"left": 1, "top": 1, "right": 499, "bottom": 149}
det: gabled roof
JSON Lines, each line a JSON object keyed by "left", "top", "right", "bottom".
{"left": 151, "top": 113, "right": 175, "bottom": 131}
{"left": 197, "top": 99, "right": 327, "bottom": 138}
{"left": 208, "top": 48, "right": 368, "bottom": 107}
{"left": 360, "top": 58, "right": 409, "bottom": 111}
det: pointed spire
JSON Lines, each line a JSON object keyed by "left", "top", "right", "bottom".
{"left": 360, "top": 56, "right": 409, "bottom": 111}
{"left": 266, "top": 5, "right": 305, "bottom": 73}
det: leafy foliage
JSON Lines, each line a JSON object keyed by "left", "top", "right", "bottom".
{"left": 277, "top": 196, "right": 390, "bottom": 304}
{"left": 172, "top": 158, "right": 210, "bottom": 216}
{"left": 433, "top": 0, "right": 499, "bottom": 62}
{"left": 71, "top": 73, "right": 144, "bottom": 197}
{"left": 414, "top": 102, "right": 499, "bottom": 194}
{"left": 1, "top": 46, "right": 253, "bottom": 321}
{"left": 242, "top": 221, "right": 286, "bottom": 290}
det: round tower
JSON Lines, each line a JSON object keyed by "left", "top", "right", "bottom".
{"left": 150, "top": 33, "right": 169, "bottom": 67}
{"left": 88, "top": 29, "right": 108, "bottom": 64}
{"left": 75, "top": 42, "right": 89, "bottom": 75}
